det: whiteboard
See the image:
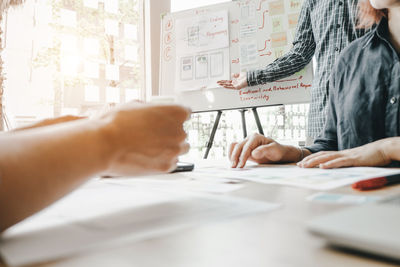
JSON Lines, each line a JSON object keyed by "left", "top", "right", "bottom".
{"left": 160, "top": 0, "right": 312, "bottom": 112}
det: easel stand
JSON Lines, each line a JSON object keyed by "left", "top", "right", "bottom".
{"left": 203, "top": 108, "right": 264, "bottom": 159}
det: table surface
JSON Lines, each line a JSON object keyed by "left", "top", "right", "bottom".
{"left": 2, "top": 163, "right": 400, "bottom": 267}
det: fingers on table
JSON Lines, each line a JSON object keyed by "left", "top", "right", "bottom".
{"left": 319, "top": 157, "right": 355, "bottom": 169}
{"left": 299, "top": 152, "right": 344, "bottom": 168}
{"left": 228, "top": 142, "right": 238, "bottom": 160}
{"left": 230, "top": 141, "right": 248, "bottom": 168}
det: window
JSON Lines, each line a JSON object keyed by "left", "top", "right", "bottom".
{"left": 2, "top": 0, "right": 143, "bottom": 129}
{"left": 106, "top": 87, "right": 120, "bottom": 103}
{"left": 124, "top": 24, "right": 137, "bottom": 40}
{"left": 104, "top": 0, "right": 119, "bottom": 14}
{"left": 105, "top": 64, "right": 120, "bottom": 81}
{"left": 84, "top": 61, "right": 99, "bottom": 79}
{"left": 60, "top": 9, "right": 77, "bottom": 28}
{"left": 84, "top": 85, "right": 100, "bottom": 102}
{"left": 83, "top": 38, "right": 100, "bottom": 56}
{"left": 105, "top": 19, "right": 119, "bottom": 36}
{"left": 84, "top": 0, "right": 98, "bottom": 9}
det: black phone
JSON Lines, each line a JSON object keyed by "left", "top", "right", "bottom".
{"left": 172, "top": 162, "right": 195, "bottom": 173}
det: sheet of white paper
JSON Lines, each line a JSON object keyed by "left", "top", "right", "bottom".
{"left": 187, "top": 166, "right": 400, "bottom": 191}
{"left": 240, "top": 22, "right": 257, "bottom": 39}
{"left": 103, "top": 177, "right": 244, "bottom": 194}
{"left": 174, "top": 10, "right": 230, "bottom": 91}
{"left": 195, "top": 54, "right": 209, "bottom": 79}
{"left": 176, "top": 48, "right": 230, "bottom": 91}
{"left": 241, "top": 2, "right": 256, "bottom": 20}
{"left": 0, "top": 180, "right": 275, "bottom": 267}
{"left": 240, "top": 41, "right": 258, "bottom": 65}
{"left": 307, "top": 192, "right": 382, "bottom": 205}
{"left": 180, "top": 56, "right": 194, "bottom": 80}
{"left": 210, "top": 52, "right": 224, "bottom": 77}
{"left": 175, "top": 10, "right": 229, "bottom": 54}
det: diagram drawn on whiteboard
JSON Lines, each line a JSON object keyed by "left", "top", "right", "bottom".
{"left": 160, "top": 0, "right": 313, "bottom": 112}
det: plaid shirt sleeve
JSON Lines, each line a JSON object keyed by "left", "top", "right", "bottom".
{"left": 247, "top": 0, "right": 316, "bottom": 86}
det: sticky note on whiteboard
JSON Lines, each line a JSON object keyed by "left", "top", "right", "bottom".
{"left": 288, "top": 13, "right": 299, "bottom": 29}
{"left": 269, "top": 0, "right": 285, "bottom": 16}
{"left": 271, "top": 32, "right": 287, "bottom": 48}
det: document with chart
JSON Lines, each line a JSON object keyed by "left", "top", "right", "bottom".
{"left": 187, "top": 166, "right": 400, "bottom": 190}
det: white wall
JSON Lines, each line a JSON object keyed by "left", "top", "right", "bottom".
{"left": 144, "top": 0, "right": 171, "bottom": 100}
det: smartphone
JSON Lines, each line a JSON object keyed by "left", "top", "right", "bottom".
{"left": 172, "top": 162, "right": 195, "bottom": 173}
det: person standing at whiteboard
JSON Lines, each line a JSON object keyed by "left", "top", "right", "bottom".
{"left": 218, "top": 0, "right": 369, "bottom": 145}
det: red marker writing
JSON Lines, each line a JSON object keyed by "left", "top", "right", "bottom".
{"left": 352, "top": 174, "right": 400, "bottom": 191}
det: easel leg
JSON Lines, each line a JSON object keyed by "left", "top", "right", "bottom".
{"left": 252, "top": 108, "right": 264, "bottom": 135}
{"left": 204, "top": 111, "right": 223, "bottom": 159}
{"left": 240, "top": 109, "right": 247, "bottom": 138}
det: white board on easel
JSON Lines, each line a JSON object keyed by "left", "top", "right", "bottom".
{"left": 160, "top": 0, "right": 312, "bottom": 113}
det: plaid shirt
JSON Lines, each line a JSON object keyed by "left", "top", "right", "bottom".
{"left": 247, "top": 0, "right": 369, "bottom": 138}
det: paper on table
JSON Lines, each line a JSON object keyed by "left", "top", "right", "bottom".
{"left": 307, "top": 193, "right": 382, "bottom": 205}
{"left": 103, "top": 176, "right": 244, "bottom": 194}
{"left": 187, "top": 165, "right": 400, "bottom": 191}
{"left": 0, "top": 179, "right": 276, "bottom": 267}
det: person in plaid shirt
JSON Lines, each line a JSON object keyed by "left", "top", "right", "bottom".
{"left": 218, "top": 0, "right": 369, "bottom": 144}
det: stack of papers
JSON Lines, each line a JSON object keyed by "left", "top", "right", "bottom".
{"left": 0, "top": 179, "right": 278, "bottom": 266}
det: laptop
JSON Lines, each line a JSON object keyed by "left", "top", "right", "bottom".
{"left": 308, "top": 195, "right": 400, "bottom": 260}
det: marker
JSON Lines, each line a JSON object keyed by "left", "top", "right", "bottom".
{"left": 352, "top": 174, "right": 400, "bottom": 191}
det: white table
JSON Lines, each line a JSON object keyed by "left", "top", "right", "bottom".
{"left": 2, "top": 163, "right": 400, "bottom": 267}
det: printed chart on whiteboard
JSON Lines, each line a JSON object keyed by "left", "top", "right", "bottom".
{"left": 160, "top": 0, "right": 313, "bottom": 112}
{"left": 175, "top": 10, "right": 231, "bottom": 91}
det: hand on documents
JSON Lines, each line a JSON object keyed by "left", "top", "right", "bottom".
{"left": 298, "top": 138, "right": 395, "bottom": 169}
{"left": 217, "top": 72, "right": 248, "bottom": 89}
{"left": 229, "top": 133, "right": 310, "bottom": 168}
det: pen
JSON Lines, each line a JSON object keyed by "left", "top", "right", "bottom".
{"left": 352, "top": 173, "right": 400, "bottom": 191}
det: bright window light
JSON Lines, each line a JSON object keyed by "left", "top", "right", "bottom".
{"left": 60, "top": 9, "right": 76, "bottom": 28}
{"left": 83, "top": 38, "right": 100, "bottom": 56}
{"left": 124, "top": 24, "right": 137, "bottom": 40}
{"left": 60, "top": 55, "right": 79, "bottom": 76}
{"left": 106, "top": 86, "right": 120, "bottom": 103}
{"left": 36, "top": 5, "right": 52, "bottom": 25}
{"left": 105, "top": 64, "right": 119, "bottom": 81}
{"left": 125, "top": 88, "right": 140, "bottom": 101}
{"left": 60, "top": 34, "right": 77, "bottom": 54}
{"left": 104, "top": 0, "right": 119, "bottom": 14}
{"left": 84, "top": 61, "right": 99, "bottom": 78}
{"left": 84, "top": 0, "right": 98, "bottom": 9}
{"left": 84, "top": 85, "right": 100, "bottom": 102}
{"left": 105, "top": 19, "right": 119, "bottom": 36}
{"left": 124, "top": 45, "right": 138, "bottom": 61}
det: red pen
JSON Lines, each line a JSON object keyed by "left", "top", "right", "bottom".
{"left": 352, "top": 174, "right": 400, "bottom": 191}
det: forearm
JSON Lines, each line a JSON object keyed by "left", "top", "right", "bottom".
{"left": 247, "top": 0, "right": 314, "bottom": 87}
{"left": 0, "top": 119, "right": 109, "bottom": 231}
{"left": 247, "top": 50, "right": 313, "bottom": 86}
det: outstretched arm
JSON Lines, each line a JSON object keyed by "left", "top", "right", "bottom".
{"left": 0, "top": 103, "right": 190, "bottom": 232}
{"left": 219, "top": 0, "right": 315, "bottom": 89}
